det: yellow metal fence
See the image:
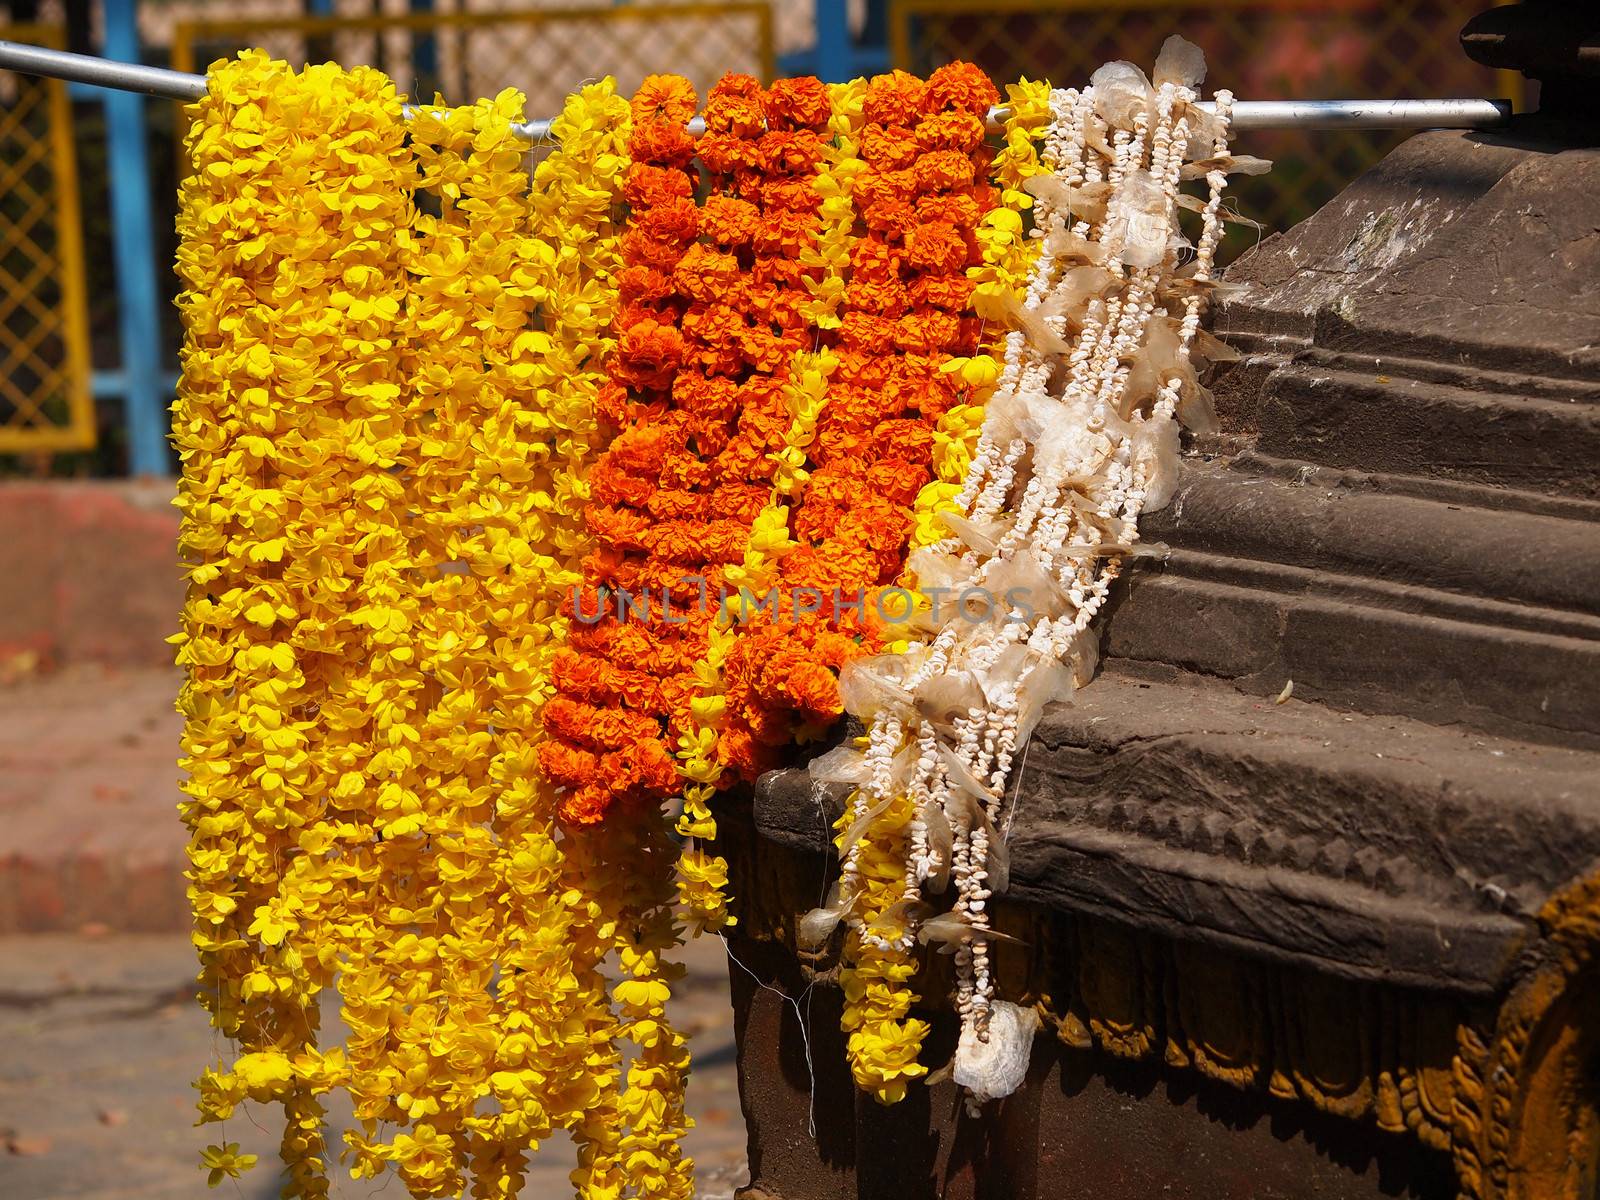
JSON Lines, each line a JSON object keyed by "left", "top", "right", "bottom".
{"left": 172, "top": 4, "right": 777, "bottom": 120}
{"left": 890, "top": 0, "right": 1523, "bottom": 251}
{"left": 0, "top": 24, "right": 93, "bottom": 454}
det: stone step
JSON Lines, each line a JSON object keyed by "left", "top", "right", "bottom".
{"left": 0, "top": 667, "right": 188, "bottom": 934}
{"left": 753, "top": 668, "right": 1600, "bottom": 997}
{"left": 1245, "top": 356, "right": 1600, "bottom": 501}
{"left": 1145, "top": 459, "right": 1600, "bottom": 620}
{"left": 1112, "top": 459, "right": 1600, "bottom": 745}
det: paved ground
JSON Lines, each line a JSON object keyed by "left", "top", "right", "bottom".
{"left": 0, "top": 666, "right": 749, "bottom": 1198}
{"left": 0, "top": 932, "right": 748, "bottom": 1199}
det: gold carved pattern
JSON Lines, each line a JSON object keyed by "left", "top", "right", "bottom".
{"left": 1452, "top": 869, "right": 1600, "bottom": 1200}
{"left": 725, "top": 812, "right": 1600, "bottom": 1200}
{"left": 1039, "top": 917, "right": 1461, "bottom": 1150}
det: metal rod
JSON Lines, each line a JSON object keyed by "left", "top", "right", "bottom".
{"left": 0, "top": 37, "right": 206, "bottom": 101}
{"left": 0, "top": 37, "right": 1514, "bottom": 138}
{"left": 1226, "top": 97, "right": 1511, "bottom": 130}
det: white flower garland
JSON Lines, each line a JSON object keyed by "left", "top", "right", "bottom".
{"left": 812, "top": 36, "right": 1262, "bottom": 1111}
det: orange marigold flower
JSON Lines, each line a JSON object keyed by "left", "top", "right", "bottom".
{"left": 618, "top": 298, "right": 671, "bottom": 332}
{"left": 620, "top": 265, "right": 676, "bottom": 304}
{"left": 763, "top": 75, "right": 830, "bottom": 130}
{"left": 698, "top": 195, "right": 760, "bottom": 246}
{"left": 762, "top": 656, "right": 845, "bottom": 722}
{"left": 838, "top": 312, "right": 897, "bottom": 354}
{"left": 905, "top": 220, "right": 970, "bottom": 273}
{"left": 870, "top": 418, "right": 937, "bottom": 466}
{"left": 907, "top": 273, "right": 974, "bottom": 312}
{"left": 644, "top": 487, "right": 708, "bottom": 522}
{"left": 914, "top": 110, "right": 987, "bottom": 152}
{"left": 849, "top": 238, "right": 904, "bottom": 281}
{"left": 588, "top": 458, "right": 658, "bottom": 508}
{"left": 606, "top": 418, "right": 679, "bottom": 476}
{"left": 854, "top": 166, "right": 916, "bottom": 212}
{"left": 623, "top": 162, "right": 694, "bottom": 208}
{"left": 759, "top": 131, "right": 825, "bottom": 175}
{"left": 859, "top": 124, "right": 920, "bottom": 171}
{"left": 615, "top": 320, "right": 686, "bottom": 391}
{"left": 556, "top": 784, "right": 612, "bottom": 827}
{"left": 760, "top": 176, "right": 823, "bottom": 213}
{"left": 622, "top": 227, "right": 687, "bottom": 271}
{"left": 895, "top": 309, "right": 961, "bottom": 352}
{"left": 927, "top": 61, "right": 999, "bottom": 115}
{"left": 860, "top": 198, "right": 918, "bottom": 240}
{"left": 753, "top": 210, "right": 823, "bottom": 259}
{"left": 537, "top": 739, "right": 602, "bottom": 791}
{"left": 636, "top": 197, "right": 699, "bottom": 246}
{"left": 585, "top": 504, "right": 652, "bottom": 550}
{"left": 913, "top": 148, "right": 978, "bottom": 193}
{"left": 863, "top": 70, "right": 930, "bottom": 124}
{"left": 915, "top": 190, "right": 981, "bottom": 229}
{"left": 672, "top": 244, "right": 743, "bottom": 304}
{"left": 631, "top": 119, "right": 697, "bottom": 168}
{"left": 847, "top": 276, "right": 911, "bottom": 318}
{"left": 631, "top": 73, "right": 698, "bottom": 125}
{"left": 715, "top": 727, "right": 769, "bottom": 780}
{"left": 705, "top": 480, "right": 770, "bottom": 522}
{"left": 697, "top": 132, "right": 765, "bottom": 176}
{"left": 545, "top": 695, "right": 663, "bottom": 754}
{"left": 670, "top": 373, "right": 740, "bottom": 421}
{"left": 681, "top": 302, "right": 747, "bottom": 349}
{"left": 704, "top": 72, "right": 765, "bottom": 136}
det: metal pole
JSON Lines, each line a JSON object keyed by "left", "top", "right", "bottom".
{"left": 813, "top": 0, "right": 852, "bottom": 85}
{"left": 0, "top": 38, "right": 1515, "bottom": 136}
{"left": 99, "top": 1, "right": 170, "bottom": 476}
{"left": 0, "top": 36, "right": 204, "bottom": 102}
{"left": 1227, "top": 97, "right": 1512, "bottom": 130}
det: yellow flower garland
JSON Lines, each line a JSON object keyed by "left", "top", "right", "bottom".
{"left": 179, "top": 57, "right": 647, "bottom": 1199}
{"left": 178, "top": 48, "right": 1059, "bottom": 1195}
{"left": 917, "top": 78, "right": 1052, "bottom": 549}
{"left": 513, "top": 80, "right": 636, "bottom": 1200}
{"left": 796, "top": 80, "right": 866, "bottom": 331}
{"left": 176, "top": 51, "right": 418, "bottom": 1198}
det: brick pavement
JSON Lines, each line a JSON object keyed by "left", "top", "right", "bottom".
{"left": 0, "top": 665, "right": 189, "bottom": 934}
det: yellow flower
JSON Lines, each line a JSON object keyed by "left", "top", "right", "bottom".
{"left": 200, "top": 1142, "right": 258, "bottom": 1187}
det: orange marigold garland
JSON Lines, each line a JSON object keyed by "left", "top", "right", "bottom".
{"left": 717, "top": 63, "right": 1004, "bottom": 760}
{"left": 543, "top": 71, "right": 835, "bottom": 820}
{"left": 541, "top": 75, "right": 701, "bottom": 828}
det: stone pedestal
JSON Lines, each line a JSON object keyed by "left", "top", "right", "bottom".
{"left": 722, "top": 46, "right": 1600, "bottom": 1200}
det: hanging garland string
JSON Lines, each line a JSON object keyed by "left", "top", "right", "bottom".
{"left": 498, "top": 79, "right": 637, "bottom": 1200}
{"left": 177, "top": 51, "right": 417, "bottom": 1198}
{"left": 177, "top": 44, "right": 1254, "bottom": 1196}
{"left": 178, "top": 58, "right": 655, "bottom": 1200}
{"left": 813, "top": 38, "right": 1254, "bottom": 1114}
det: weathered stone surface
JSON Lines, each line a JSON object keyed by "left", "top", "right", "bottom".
{"left": 0, "top": 666, "right": 189, "bottom": 934}
{"left": 725, "top": 810, "right": 1467, "bottom": 1200}
{"left": 1116, "top": 461, "right": 1600, "bottom": 745}
{"left": 757, "top": 668, "right": 1600, "bottom": 995}
{"left": 1215, "top": 129, "right": 1600, "bottom": 379}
